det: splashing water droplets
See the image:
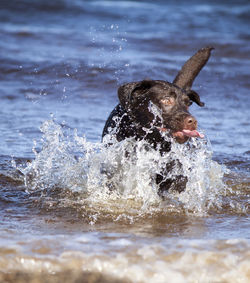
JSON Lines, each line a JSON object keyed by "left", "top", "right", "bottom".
{"left": 20, "top": 120, "right": 228, "bottom": 223}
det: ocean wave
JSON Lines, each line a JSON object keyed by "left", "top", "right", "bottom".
{"left": 0, "top": 236, "right": 249, "bottom": 283}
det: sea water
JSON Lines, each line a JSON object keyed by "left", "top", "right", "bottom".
{"left": 0, "top": 1, "right": 249, "bottom": 282}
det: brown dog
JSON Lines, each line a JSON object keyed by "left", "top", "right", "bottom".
{"left": 102, "top": 47, "right": 214, "bottom": 195}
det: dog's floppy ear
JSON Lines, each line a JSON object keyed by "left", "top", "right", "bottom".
{"left": 186, "top": 90, "right": 205, "bottom": 107}
{"left": 173, "top": 47, "right": 213, "bottom": 108}
{"left": 118, "top": 80, "right": 155, "bottom": 111}
{"left": 173, "top": 47, "right": 214, "bottom": 89}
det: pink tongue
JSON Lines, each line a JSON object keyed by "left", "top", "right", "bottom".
{"left": 158, "top": 127, "right": 205, "bottom": 139}
{"left": 182, "top": 129, "right": 204, "bottom": 138}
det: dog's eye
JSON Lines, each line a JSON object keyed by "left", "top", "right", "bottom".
{"left": 161, "top": 97, "right": 175, "bottom": 106}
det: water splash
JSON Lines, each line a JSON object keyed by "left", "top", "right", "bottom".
{"left": 19, "top": 119, "right": 229, "bottom": 223}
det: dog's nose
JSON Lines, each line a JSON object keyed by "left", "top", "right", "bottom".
{"left": 184, "top": 116, "right": 197, "bottom": 130}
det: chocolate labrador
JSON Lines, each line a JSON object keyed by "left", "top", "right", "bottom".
{"left": 102, "top": 47, "right": 214, "bottom": 195}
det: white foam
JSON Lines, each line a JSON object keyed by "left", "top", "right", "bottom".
{"left": 1, "top": 234, "right": 249, "bottom": 283}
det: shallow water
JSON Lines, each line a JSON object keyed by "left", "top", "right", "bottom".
{"left": 0, "top": 0, "right": 249, "bottom": 282}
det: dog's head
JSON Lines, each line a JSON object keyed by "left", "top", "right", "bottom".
{"left": 118, "top": 47, "right": 213, "bottom": 143}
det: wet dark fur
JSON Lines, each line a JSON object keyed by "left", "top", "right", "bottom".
{"left": 102, "top": 47, "right": 213, "bottom": 195}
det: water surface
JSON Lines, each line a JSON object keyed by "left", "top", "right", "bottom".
{"left": 0, "top": 0, "right": 249, "bottom": 282}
